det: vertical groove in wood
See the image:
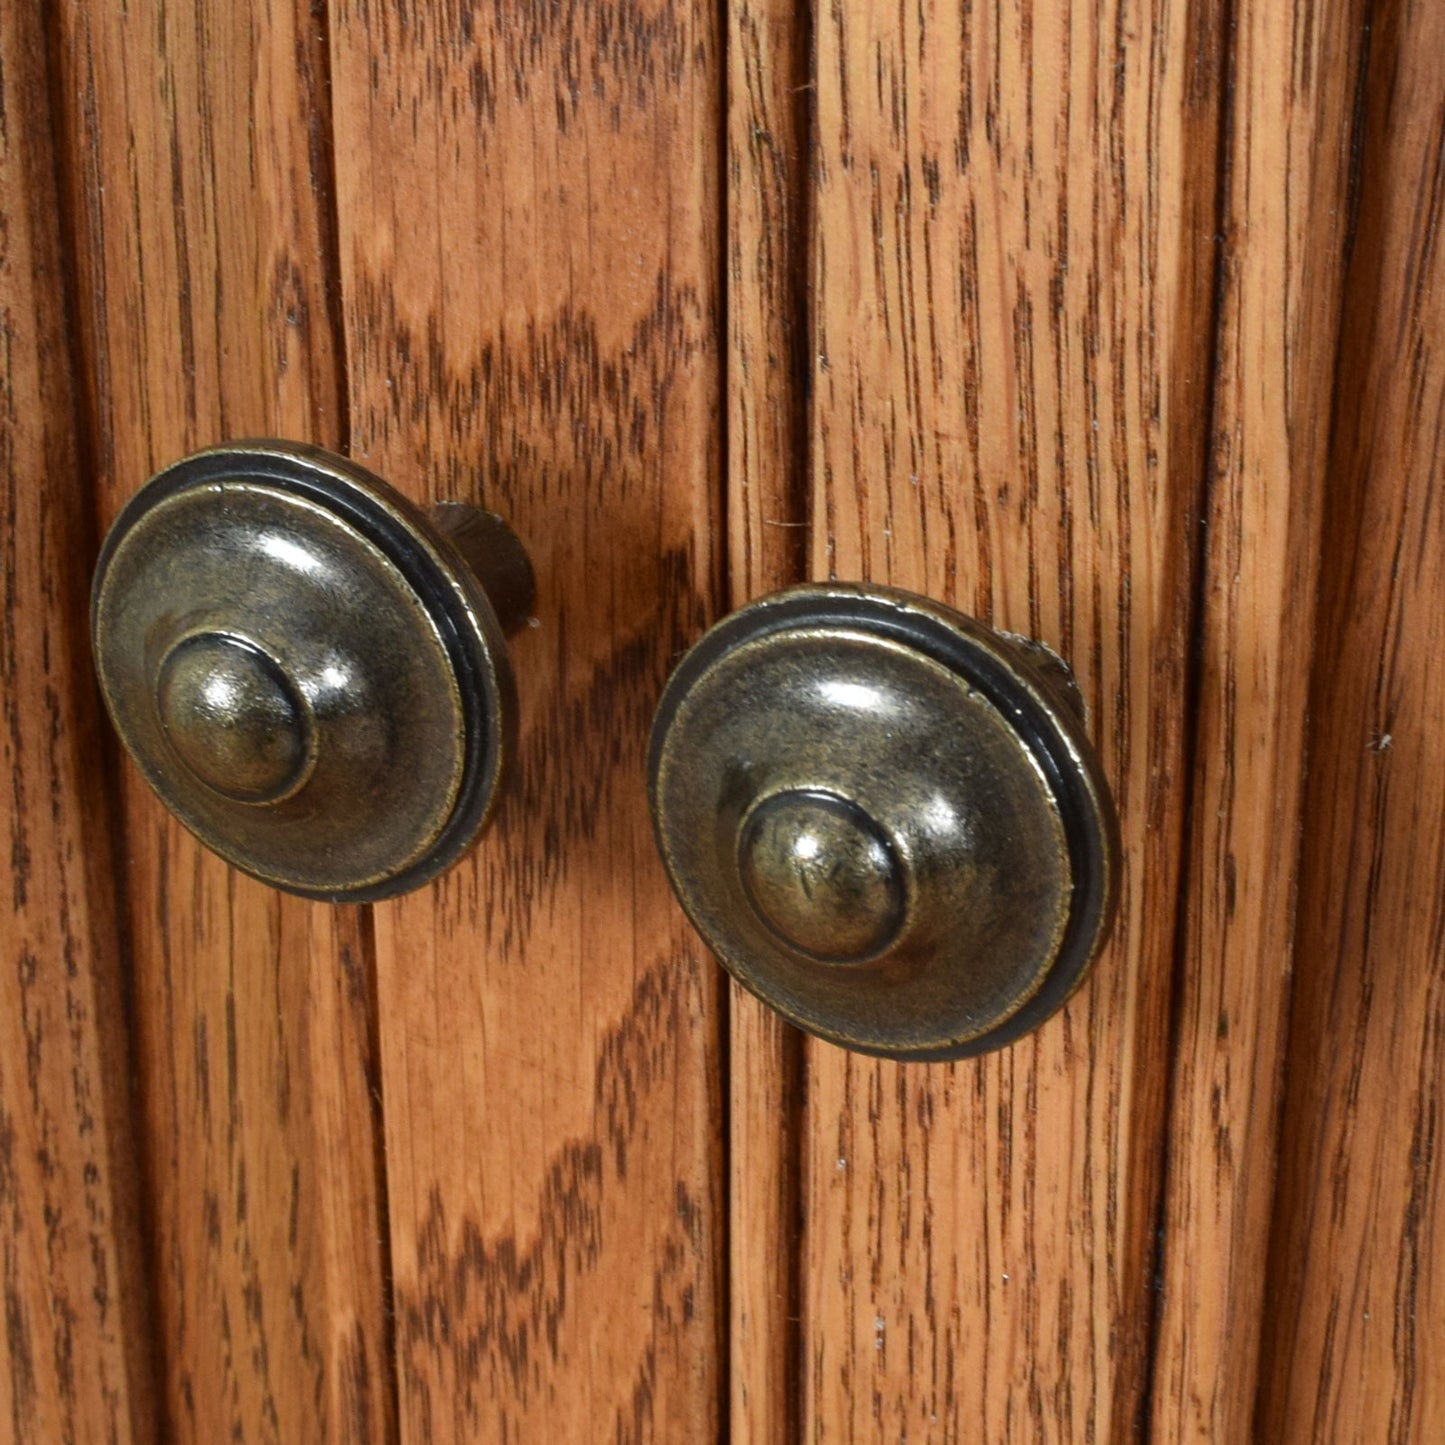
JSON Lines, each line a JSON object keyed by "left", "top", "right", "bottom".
{"left": 1147, "top": 0, "right": 1368, "bottom": 1438}
{"left": 0, "top": 2, "right": 159, "bottom": 1438}
{"left": 354, "top": 901, "right": 402, "bottom": 1445}
{"left": 327, "top": 2, "right": 726, "bottom": 1439}
{"left": 1258, "top": 0, "right": 1445, "bottom": 1438}
{"left": 800, "top": 2, "right": 1223, "bottom": 1437}
{"left": 47, "top": 3, "right": 395, "bottom": 1440}
{"left": 725, "top": 1, "right": 812, "bottom": 1439}
{"left": 728, "top": 0, "right": 815, "bottom": 589}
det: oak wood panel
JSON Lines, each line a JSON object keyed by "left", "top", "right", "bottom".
{"left": 726, "top": 1, "right": 811, "bottom": 1438}
{"left": 1258, "top": 0, "right": 1445, "bottom": 1437}
{"left": 801, "top": 2, "right": 1222, "bottom": 1437}
{"left": 0, "top": 3, "right": 158, "bottom": 1438}
{"left": 48, "top": 4, "right": 394, "bottom": 1439}
{"left": 1148, "top": 2, "right": 1366, "bottom": 1439}
{"left": 327, "top": 3, "right": 725, "bottom": 1438}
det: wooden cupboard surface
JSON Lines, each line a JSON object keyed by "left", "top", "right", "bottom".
{"left": 46, "top": 2, "right": 394, "bottom": 1439}
{"left": 327, "top": 2, "right": 727, "bottom": 1438}
{"left": 2, "top": 0, "right": 1443, "bottom": 1441}
{"left": 0, "top": 3, "right": 156, "bottom": 1437}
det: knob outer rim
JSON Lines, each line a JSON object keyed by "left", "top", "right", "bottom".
{"left": 92, "top": 440, "right": 515, "bottom": 902}
{"left": 648, "top": 582, "right": 1121, "bottom": 1061}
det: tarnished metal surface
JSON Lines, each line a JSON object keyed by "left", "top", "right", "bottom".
{"left": 91, "top": 441, "right": 533, "bottom": 901}
{"left": 648, "top": 584, "right": 1119, "bottom": 1060}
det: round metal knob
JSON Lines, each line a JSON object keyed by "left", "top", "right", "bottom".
{"left": 91, "top": 441, "right": 534, "bottom": 902}
{"left": 647, "top": 584, "right": 1120, "bottom": 1060}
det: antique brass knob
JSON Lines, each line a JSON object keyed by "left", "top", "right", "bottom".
{"left": 91, "top": 441, "right": 534, "bottom": 901}
{"left": 648, "top": 584, "right": 1120, "bottom": 1060}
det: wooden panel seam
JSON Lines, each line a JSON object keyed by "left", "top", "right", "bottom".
{"left": 724, "top": 0, "right": 817, "bottom": 1439}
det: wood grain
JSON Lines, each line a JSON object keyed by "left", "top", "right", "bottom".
{"left": 1258, "top": 0, "right": 1445, "bottom": 1437}
{"left": 0, "top": 2, "right": 158, "bottom": 1438}
{"left": 800, "top": 1, "right": 1221, "bottom": 1437}
{"left": 327, "top": 2, "right": 726, "bottom": 1438}
{"left": 726, "top": 1, "right": 811, "bottom": 1438}
{"left": 47, "top": 3, "right": 394, "bottom": 1439}
{"left": 1147, "top": 2, "right": 1366, "bottom": 1439}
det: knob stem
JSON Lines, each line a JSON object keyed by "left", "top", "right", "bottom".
{"left": 430, "top": 503, "right": 535, "bottom": 637}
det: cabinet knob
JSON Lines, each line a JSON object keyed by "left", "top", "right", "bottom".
{"left": 648, "top": 584, "right": 1119, "bottom": 1059}
{"left": 91, "top": 441, "right": 533, "bottom": 901}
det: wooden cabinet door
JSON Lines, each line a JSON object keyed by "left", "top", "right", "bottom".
{"left": 3, "top": 0, "right": 1443, "bottom": 1441}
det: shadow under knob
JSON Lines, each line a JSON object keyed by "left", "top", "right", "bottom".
{"left": 91, "top": 440, "right": 533, "bottom": 901}
{"left": 648, "top": 583, "right": 1120, "bottom": 1061}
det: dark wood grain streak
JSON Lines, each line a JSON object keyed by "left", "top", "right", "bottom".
{"left": 327, "top": 1, "right": 726, "bottom": 1438}
{"left": 1148, "top": 1, "right": 1368, "bottom": 1438}
{"left": 46, "top": 3, "right": 394, "bottom": 1439}
{"left": 802, "top": 2, "right": 1222, "bottom": 1437}
{"left": 0, "top": 2, "right": 158, "bottom": 1437}
{"left": 1258, "top": 0, "right": 1445, "bottom": 1437}
{"left": 725, "top": 1, "right": 811, "bottom": 1438}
